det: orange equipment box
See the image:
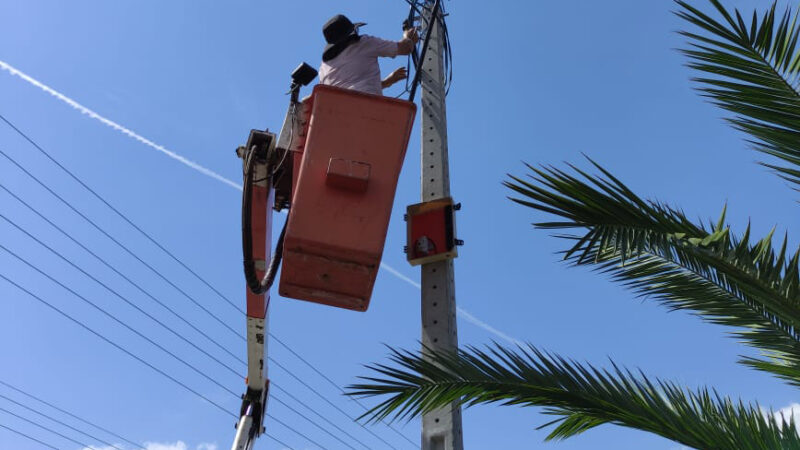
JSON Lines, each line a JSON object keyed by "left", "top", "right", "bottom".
{"left": 279, "top": 85, "right": 416, "bottom": 311}
{"left": 405, "top": 198, "right": 461, "bottom": 266}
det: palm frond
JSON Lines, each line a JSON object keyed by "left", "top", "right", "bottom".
{"left": 504, "top": 159, "right": 800, "bottom": 386}
{"left": 349, "top": 345, "right": 800, "bottom": 450}
{"left": 676, "top": 0, "right": 800, "bottom": 186}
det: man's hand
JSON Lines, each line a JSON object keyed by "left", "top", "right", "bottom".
{"left": 403, "top": 27, "right": 419, "bottom": 44}
{"left": 382, "top": 67, "right": 408, "bottom": 88}
{"left": 397, "top": 27, "right": 419, "bottom": 55}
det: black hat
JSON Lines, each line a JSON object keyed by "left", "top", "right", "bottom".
{"left": 322, "top": 14, "right": 366, "bottom": 62}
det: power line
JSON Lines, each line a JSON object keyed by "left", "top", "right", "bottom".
{"left": 0, "top": 206, "right": 383, "bottom": 450}
{"left": 271, "top": 394, "right": 358, "bottom": 450}
{"left": 269, "top": 356, "right": 401, "bottom": 450}
{"left": 264, "top": 430, "right": 296, "bottom": 450}
{"left": 0, "top": 405, "right": 90, "bottom": 449}
{"left": 0, "top": 182, "right": 245, "bottom": 366}
{"left": 0, "top": 272, "right": 235, "bottom": 416}
{"left": 0, "top": 198, "right": 388, "bottom": 450}
{"left": 0, "top": 210, "right": 244, "bottom": 380}
{"left": 268, "top": 413, "right": 328, "bottom": 450}
{"left": 272, "top": 382, "right": 372, "bottom": 450}
{"left": 0, "top": 393, "right": 127, "bottom": 450}
{"left": 271, "top": 334, "right": 417, "bottom": 447}
{"left": 0, "top": 117, "right": 409, "bottom": 448}
{"left": 0, "top": 379, "right": 143, "bottom": 449}
{"left": 0, "top": 274, "right": 342, "bottom": 450}
{"left": 0, "top": 147, "right": 244, "bottom": 341}
{"left": 0, "top": 112, "right": 245, "bottom": 315}
{"left": 0, "top": 242, "right": 240, "bottom": 397}
{"left": 0, "top": 422, "right": 60, "bottom": 450}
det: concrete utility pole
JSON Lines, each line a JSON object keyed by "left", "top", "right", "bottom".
{"left": 419, "top": 2, "right": 464, "bottom": 449}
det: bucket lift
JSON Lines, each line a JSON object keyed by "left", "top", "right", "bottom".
{"left": 229, "top": 63, "right": 416, "bottom": 449}
{"left": 229, "top": 4, "right": 462, "bottom": 447}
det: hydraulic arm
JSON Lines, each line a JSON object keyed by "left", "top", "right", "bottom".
{"left": 229, "top": 63, "right": 314, "bottom": 450}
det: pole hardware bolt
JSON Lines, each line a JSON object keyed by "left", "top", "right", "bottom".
{"left": 453, "top": 203, "right": 462, "bottom": 211}
{"left": 455, "top": 239, "right": 464, "bottom": 246}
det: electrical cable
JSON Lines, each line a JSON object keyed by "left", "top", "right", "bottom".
{"left": 271, "top": 394, "right": 358, "bottom": 450}
{"left": 404, "top": 0, "right": 453, "bottom": 99}
{"left": 0, "top": 393, "right": 127, "bottom": 450}
{"left": 264, "top": 431, "right": 296, "bottom": 450}
{"left": 0, "top": 212, "right": 245, "bottom": 380}
{"left": 0, "top": 422, "right": 60, "bottom": 450}
{"left": 271, "top": 382, "right": 372, "bottom": 450}
{"left": 0, "top": 218, "right": 353, "bottom": 450}
{"left": 268, "top": 356, "right": 401, "bottom": 450}
{"left": 408, "top": 0, "right": 442, "bottom": 103}
{"left": 0, "top": 274, "right": 317, "bottom": 450}
{"left": 0, "top": 113, "right": 246, "bottom": 316}
{"left": 270, "top": 335, "right": 417, "bottom": 447}
{"left": 0, "top": 244, "right": 240, "bottom": 398}
{"left": 0, "top": 240, "right": 362, "bottom": 449}
{"left": 271, "top": 101, "right": 296, "bottom": 179}
{"left": 0, "top": 379, "right": 143, "bottom": 450}
{"left": 0, "top": 116, "right": 408, "bottom": 447}
{"left": 1, "top": 186, "right": 387, "bottom": 450}
{"left": 0, "top": 147, "right": 245, "bottom": 342}
{"left": 0, "top": 116, "right": 395, "bottom": 450}
{"left": 0, "top": 405, "right": 90, "bottom": 449}
{"left": 267, "top": 413, "right": 328, "bottom": 450}
{"left": 0, "top": 182, "right": 245, "bottom": 367}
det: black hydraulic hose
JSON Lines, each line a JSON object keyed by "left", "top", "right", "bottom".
{"left": 242, "top": 145, "right": 287, "bottom": 295}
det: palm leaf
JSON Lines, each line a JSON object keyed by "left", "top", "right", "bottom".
{"left": 676, "top": 0, "right": 800, "bottom": 186}
{"left": 504, "top": 159, "right": 800, "bottom": 386}
{"left": 349, "top": 345, "right": 800, "bottom": 450}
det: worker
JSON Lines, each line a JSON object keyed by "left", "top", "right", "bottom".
{"left": 319, "top": 14, "right": 419, "bottom": 96}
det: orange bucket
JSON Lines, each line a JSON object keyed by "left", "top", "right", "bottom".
{"left": 279, "top": 85, "right": 416, "bottom": 311}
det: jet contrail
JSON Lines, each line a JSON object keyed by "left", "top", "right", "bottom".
{"left": 0, "top": 60, "right": 522, "bottom": 346}
{"left": 0, "top": 60, "right": 242, "bottom": 191}
{"left": 380, "top": 262, "right": 523, "bottom": 345}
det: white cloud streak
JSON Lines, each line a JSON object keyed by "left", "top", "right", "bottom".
{"left": 380, "top": 262, "right": 523, "bottom": 345}
{"left": 456, "top": 307, "right": 524, "bottom": 346}
{"left": 0, "top": 60, "right": 242, "bottom": 191}
{"left": 84, "top": 442, "right": 217, "bottom": 450}
{"left": 0, "top": 59, "right": 521, "bottom": 346}
{"left": 142, "top": 443, "right": 188, "bottom": 450}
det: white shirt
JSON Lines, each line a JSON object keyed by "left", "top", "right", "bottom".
{"left": 318, "top": 35, "right": 399, "bottom": 96}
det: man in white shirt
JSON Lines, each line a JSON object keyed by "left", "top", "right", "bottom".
{"left": 318, "top": 14, "right": 419, "bottom": 96}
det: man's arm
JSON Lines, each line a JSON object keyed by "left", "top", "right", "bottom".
{"left": 382, "top": 67, "right": 407, "bottom": 88}
{"left": 397, "top": 28, "right": 419, "bottom": 55}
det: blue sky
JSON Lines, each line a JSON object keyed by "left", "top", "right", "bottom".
{"left": 1, "top": 0, "right": 798, "bottom": 449}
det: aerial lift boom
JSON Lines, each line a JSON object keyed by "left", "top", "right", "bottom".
{"left": 229, "top": 7, "right": 457, "bottom": 444}
{"left": 230, "top": 64, "right": 312, "bottom": 450}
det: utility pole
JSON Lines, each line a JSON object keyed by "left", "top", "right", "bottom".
{"left": 419, "top": 2, "right": 464, "bottom": 449}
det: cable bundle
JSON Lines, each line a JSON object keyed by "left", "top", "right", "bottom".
{"left": 399, "top": 0, "right": 454, "bottom": 98}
